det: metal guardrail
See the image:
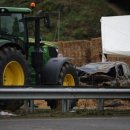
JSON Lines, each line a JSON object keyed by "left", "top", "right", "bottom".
{"left": 0, "top": 88, "right": 130, "bottom": 99}
{"left": 1, "top": 87, "right": 130, "bottom": 112}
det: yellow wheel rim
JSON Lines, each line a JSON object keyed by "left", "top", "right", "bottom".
{"left": 63, "top": 74, "right": 75, "bottom": 86}
{"left": 3, "top": 61, "right": 25, "bottom": 86}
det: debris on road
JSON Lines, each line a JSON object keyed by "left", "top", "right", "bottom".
{"left": 0, "top": 111, "right": 17, "bottom": 116}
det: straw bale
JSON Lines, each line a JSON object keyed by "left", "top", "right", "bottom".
{"left": 57, "top": 38, "right": 130, "bottom": 67}
{"left": 34, "top": 100, "right": 50, "bottom": 109}
{"left": 77, "top": 99, "right": 97, "bottom": 109}
{"left": 57, "top": 40, "right": 90, "bottom": 66}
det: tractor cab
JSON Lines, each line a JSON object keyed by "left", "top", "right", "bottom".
{"left": 0, "top": 12, "right": 24, "bottom": 40}
{"left": 0, "top": 7, "right": 31, "bottom": 49}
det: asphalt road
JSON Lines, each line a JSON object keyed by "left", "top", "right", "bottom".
{"left": 0, "top": 117, "right": 130, "bottom": 130}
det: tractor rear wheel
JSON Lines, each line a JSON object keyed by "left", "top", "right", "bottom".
{"left": 48, "top": 63, "right": 79, "bottom": 110}
{"left": 0, "top": 47, "right": 30, "bottom": 111}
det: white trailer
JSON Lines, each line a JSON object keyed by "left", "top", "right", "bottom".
{"left": 101, "top": 15, "right": 130, "bottom": 61}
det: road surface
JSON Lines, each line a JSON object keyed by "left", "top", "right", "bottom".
{"left": 0, "top": 117, "right": 130, "bottom": 130}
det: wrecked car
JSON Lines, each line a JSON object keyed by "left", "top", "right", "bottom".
{"left": 77, "top": 61, "right": 130, "bottom": 87}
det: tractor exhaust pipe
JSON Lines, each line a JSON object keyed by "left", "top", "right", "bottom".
{"left": 25, "top": 12, "right": 50, "bottom": 85}
{"left": 31, "top": 16, "right": 43, "bottom": 85}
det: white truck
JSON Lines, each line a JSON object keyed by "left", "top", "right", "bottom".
{"left": 101, "top": 15, "right": 130, "bottom": 58}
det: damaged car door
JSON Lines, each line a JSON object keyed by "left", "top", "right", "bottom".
{"left": 116, "top": 63, "right": 130, "bottom": 87}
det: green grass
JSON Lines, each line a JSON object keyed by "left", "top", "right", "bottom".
{"left": 1, "top": 109, "right": 130, "bottom": 119}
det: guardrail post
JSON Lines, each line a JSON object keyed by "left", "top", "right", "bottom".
{"left": 23, "top": 100, "right": 29, "bottom": 112}
{"left": 29, "top": 100, "right": 34, "bottom": 113}
{"left": 67, "top": 100, "right": 71, "bottom": 111}
{"left": 62, "top": 99, "right": 67, "bottom": 112}
{"left": 97, "top": 99, "right": 104, "bottom": 111}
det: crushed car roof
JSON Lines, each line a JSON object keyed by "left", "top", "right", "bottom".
{"left": 77, "top": 61, "right": 126, "bottom": 74}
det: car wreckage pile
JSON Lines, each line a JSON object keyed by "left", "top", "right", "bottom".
{"left": 77, "top": 61, "right": 130, "bottom": 87}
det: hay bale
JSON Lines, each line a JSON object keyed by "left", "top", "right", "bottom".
{"left": 58, "top": 40, "right": 91, "bottom": 66}
{"left": 90, "top": 38, "right": 102, "bottom": 62}
{"left": 77, "top": 99, "right": 97, "bottom": 109}
{"left": 57, "top": 38, "right": 130, "bottom": 67}
{"left": 34, "top": 100, "right": 50, "bottom": 109}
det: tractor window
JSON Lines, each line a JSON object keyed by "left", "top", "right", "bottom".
{"left": 0, "top": 13, "right": 25, "bottom": 41}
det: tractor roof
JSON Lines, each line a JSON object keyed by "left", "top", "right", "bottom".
{"left": 0, "top": 7, "right": 31, "bottom": 14}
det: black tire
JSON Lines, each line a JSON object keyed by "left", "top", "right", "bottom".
{"left": 0, "top": 47, "right": 30, "bottom": 111}
{"left": 48, "top": 63, "right": 79, "bottom": 110}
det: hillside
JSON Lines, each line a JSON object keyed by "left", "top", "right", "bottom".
{"left": 0, "top": 0, "right": 117, "bottom": 41}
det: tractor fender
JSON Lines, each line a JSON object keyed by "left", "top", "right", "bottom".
{"left": 0, "top": 40, "right": 25, "bottom": 55}
{"left": 0, "top": 39, "right": 12, "bottom": 45}
{"left": 42, "top": 57, "right": 71, "bottom": 85}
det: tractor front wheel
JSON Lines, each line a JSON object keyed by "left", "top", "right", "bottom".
{"left": 48, "top": 63, "right": 79, "bottom": 110}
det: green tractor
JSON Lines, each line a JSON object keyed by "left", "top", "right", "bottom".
{"left": 0, "top": 7, "right": 78, "bottom": 111}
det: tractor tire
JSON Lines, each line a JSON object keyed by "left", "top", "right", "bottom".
{"left": 0, "top": 47, "right": 30, "bottom": 111}
{"left": 48, "top": 63, "right": 79, "bottom": 110}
